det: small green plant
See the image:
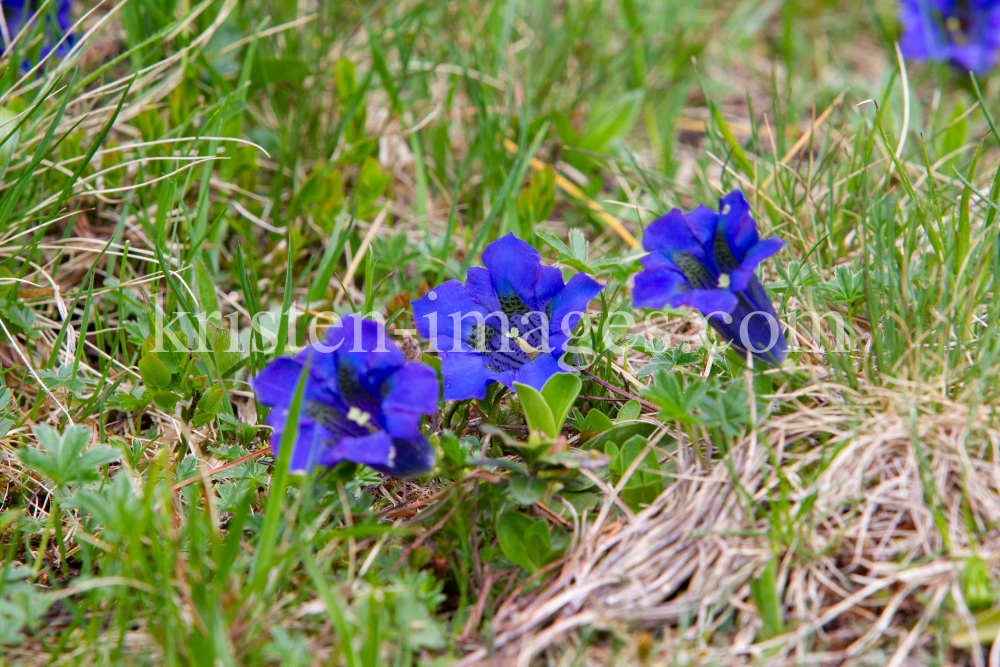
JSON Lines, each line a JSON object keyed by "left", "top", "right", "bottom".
{"left": 495, "top": 510, "right": 568, "bottom": 573}
{"left": 515, "top": 372, "right": 582, "bottom": 441}
{"left": 604, "top": 434, "right": 666, "bottom": 512}
{"left": 17, "top": 425, "right": 118, "bottom": 492}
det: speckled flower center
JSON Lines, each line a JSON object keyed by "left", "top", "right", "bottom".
{"left": 464, "top": 291, "right": 549, "bottom": 373}
{"left": 672, "top": 251, "right": 717, "bottom": 290}
{"left": 303, "top": 362, "right": 381, "bottom": 439}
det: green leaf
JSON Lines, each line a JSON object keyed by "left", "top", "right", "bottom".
{"left": 358, "top": 156, "right": 388, "bottom": 207}
{"left": 581, "top": 420, "right": 656, "bottom": 450}
{"left": 194, "top": 258, "right": 221, "bottom": 315}
{"left": 957, "top": 133, "right": 990, "bottom": 268}
{"left": 535, "top": 230, "right": 572, "bottom": 257}
{"left": 116, "top": 387, "right": 149, "bottom": 412}
{"left": 616, "top": 399, "right": 641, "bottom": 423}
{"left": 0, "top": 106, "right": 21, "bottom": 165}
{"left": 334, "top": 58, "right": 357, "bottom": 99}
{"left": 137, "top": 355, "right": 172, "bottom": 390}
{"left": 749, "top": 558, "right": 784, "bottom": 640}
{"left": 568, "top": 228, "right": 589, "bottom": 264}
{"left": 941, "top": 100, "right": 968, "bottom": 158}
{"left": 516, "top": 165, "right": 556, "bottom": 236}
{"left": 586, "top": 408, "right": 614, "bottom": 435}
{"left": 199, "top": 383, "right": 226, "bottom": 414}
{"left": 507, "top": 475, "right": 549, "bottom": 507}
{"left": 496, "top": 511, "right": 556, "bottom": 573}
{"left": 609, "top": 434, "right": 664, "bottom": 511}
{"left": 152, "top": 391, "right": 181, "bottom": 413}
{"left": 963, "top": 555, "right": 994, "bottom": 611}
{"left": 437, "top": 430, "right": 471, "bottom": 474}
{"left": 644, "top": 370, "right": 708, "bottom": 424}
{"left": 710, "top": 99, "right": 754, "bottom": 176}
{"left": 18, "top": 424, "right": 118, "bottom": 489}
{"left": 536, "top": 229, "right": 593, "bottom": 274}
{"left": 206, "top": 320, "right": 244, "bottom": 378}
{"left": 538, "top": 449, "right": 610, "bottom": 470}
{"left": 581, "top": 89, "right": 644, "bottom": 152}
{"left": 540, "top": 373, "right": 582, "bottom": 435}
{"left": 514, "top": 382, "right": 556, "bottom": 438}
{"left": 257, "top": 56, "right": 310, "bottom": 89}
{"left": 191, "top": 413, "right": 216, "bottom": 428}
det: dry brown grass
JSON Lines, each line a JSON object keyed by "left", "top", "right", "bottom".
{"left": 452, "top": 377, "right": 1000, "bottom": 666}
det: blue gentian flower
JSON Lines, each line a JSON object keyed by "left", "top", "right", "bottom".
{"left": 633, "top": 190, "right": 788, "bottom": 364}
{"left": 412, "top": 232, "right": 604, "bottom": 400}
{"left": 252, "top": 314, "right": 440, "bottom": 476}
{"left": 1, "top": 0, "right": 74, "bottom": 61}
{"left": 899, "top": 0, "right": 1000, "bottom": 74}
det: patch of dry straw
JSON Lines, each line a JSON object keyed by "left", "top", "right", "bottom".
{"left": 458, "top": 381, "right": 1000, "bottom": 666}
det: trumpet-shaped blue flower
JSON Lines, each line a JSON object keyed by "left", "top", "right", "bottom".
{"left": 413, "top": 233, "right": 604, "bottom": 400}
{"left": 1, "top": 0, "right": 74, "bottom": 61}
{"left": 899, "top": 0, "right": 1000, "bottom": 74}
{"left": 633, "top": 190, "right": 788, "bottom": 364}
{"left": 252, "top": 315, "right": 439, "bottom": 476}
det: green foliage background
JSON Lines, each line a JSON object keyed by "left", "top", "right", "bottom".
{"left": 1, "top": 0, "right": 999, "bottom": 664}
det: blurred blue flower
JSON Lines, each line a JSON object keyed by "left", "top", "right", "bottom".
{"left": 1, "top": 0, "right": 74, "bottom": 62}
{"left": 413, "top": 232, "right": 604, "bottom": 400}
{"left": 252, "top": 314, "right": 440, "bottom": 477}
{"left": 899, "top": 0, "right": 1000, "bottom": 74}
{"left": 633, "top": 190, "right": 788, "bottom": 364}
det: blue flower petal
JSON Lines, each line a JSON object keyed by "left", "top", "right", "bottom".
{"left": 252, "top": 357, "right": 304, "bottom": 407}
{"left": 383, "top": 435, "right": 437, "bottom": 476}
{"left": 534, "top": 264, "right": 566, "bottom": 309}
{"left": 740, "top": 237, "right": 785, "bottom": 270}
{"left": 633, "top": 268, "right": 690, "bottom": 309}
{"left": 328, "top": 314, "right": 405, "bottom": 389}
{"left": 482, "top": 232, "right": 545, "bottom": 309}
{"left": 413, "top": 280, "right": 487, "bottom": 353}
{"left": 675, "top": 289, "right": 738, "bottom": 316}
{"left": 730, "top": 237, "right": 785, "bottom": 291}
{"left": 638, "top": 250, "right": 676, "bottom": 272}
{"left": 547, "top": 273, "right": 603, "bottom": 337}
{"left": 266, "top": 408, "right": 328, "bottom": 473}
{"left": 465, "top": 267, "right": 500, "bottom": 313}
{"left": 320, "top": 430, "right": 395, "bottom": 469}
{"left": 898, "top": 0, "right": 1000, "bottom": 73}
{"left": 642, "top": 209, "right": 707, "bottom": 261}
{"left": 381, "top": 362, "right": 439, "bottom": 439}
{"left": 951, "top": 42, "right": 995, "bottom": 73}
{"left": 682, "top": 205, "right": 718, "bottom": 247}
{"left": 511, "top": 353, "right": 564, "bottom": 392}
{"left": 725, "top": 277, "right": 788, "bottom": 363}
{"left": 900, "top": 0, "right": 949, "bottom": 61}
{"left": 321, "top": 431, "right": 435, "bottom": 476}
{"left": 720, "top": 191, "right": 758, "bottom": 262}
{"left": 440, "top": 351, "right": 503, "bottom": 400}
{"left": 254, "top": 315, "right": 440, "bottom": 478}
{"left": 1, "top": 0, "right": 74, "bottom": 60}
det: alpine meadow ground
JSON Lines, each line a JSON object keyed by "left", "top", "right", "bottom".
{"left": 4, "top": 1, "right": 1000, "bottom": 666}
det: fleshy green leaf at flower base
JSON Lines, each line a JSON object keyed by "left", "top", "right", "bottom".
{"left": 540, "top": 373, "right": 582, "bottom": 436}
{"left": 514, "top": 382, "right": 556, "bottom": 439}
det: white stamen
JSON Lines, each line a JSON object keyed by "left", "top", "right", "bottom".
{"left": 515, "top": 337, "right": 541, "bottom": 360}
{"left": 347, "top": 406, "right": 372, "bottom": 427}
{"left": 718, "top": 273, "right": 731, "bottom": 289}
{"left": 505, "top": 326, "right": 520, "bottom": 339}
